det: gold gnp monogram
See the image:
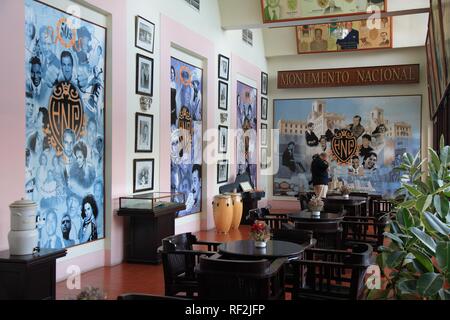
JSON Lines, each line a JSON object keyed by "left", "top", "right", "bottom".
{"left": 331, "top": 129, "right": 358, "bottom": 164}
{"left": 48, "top": 82, "right": 85, "bottom": 155}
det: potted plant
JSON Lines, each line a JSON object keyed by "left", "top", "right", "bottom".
{"left": 340, "top": 185, "right": 351, "bottom": 198}
{"left": 308, "top": 196, "right": 324, "bottom": 216}
{"left": 249, "top": 220, "right": 270, "bottom": 248}
{"left": 368, "top": 137, "right": 450, "bottom": 300}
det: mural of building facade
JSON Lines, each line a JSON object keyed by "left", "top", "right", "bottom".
{"left": 236, "top": 81, "right": 258, "bottom": 187}
{"left": 170, "top": 57, "right": 203, "bottom": 217}
{"left": 24, "top": 0, "right": 106, "bottom": 248}
{"left": 274, "top": 96, "right": 421, "bottom": 198}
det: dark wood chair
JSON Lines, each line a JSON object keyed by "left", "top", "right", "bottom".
{"left": 371, "top": 199, "right": 393, "bottom": 217}
{"left": 160, "top": 233, "right": 221, "bottom": 297}
{"left": 341, "top": 215, "right": 388, "bottom": 252}
{"left": 294, "top": 221, "right": 342, "bottom": 249}
{"left": 117, "top": 293, "right": 191, "bottom": 300}
{"left": 272, "top": 228, "right": 315, "bottom": 293}
{"left": 195, "top": 255, "right": 286, "bottom": 300}
{"left": 291, "top": 243, "right": 373, "bottom": 300}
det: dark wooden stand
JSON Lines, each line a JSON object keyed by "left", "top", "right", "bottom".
{"left": 241, "top": 191, "right": 265, "bottom": 225}
{"left": 0, "top": 248, "right": 67, "bottom": 300}
{"left": 117, "top": 203, "right": 186, "bottom": 264}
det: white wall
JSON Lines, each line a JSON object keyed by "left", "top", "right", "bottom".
{"left": 126, "top": 0, "right": 268, "bottom": 232}
{"left": 266, "top": 46, "right": 432, "bottom": 204}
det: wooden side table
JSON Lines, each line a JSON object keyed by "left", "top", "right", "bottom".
{"left": 0, "top": 248, "right": 67, "bottom": 300}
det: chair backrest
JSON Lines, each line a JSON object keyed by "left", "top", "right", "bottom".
{"left": 292, "top": 244, "right": 372, "bottom": 300}
{"left": 161, "top": 233, "right": 196, "bottom": 283}
{"left": 342, "top": 215, "right": 387, "bottom": 251}
{"left": 294, "top": 221, "right": 342, "bottom": 249}
{"left": 196, "top": 256, "right": 285, "bottom": 300}
{"left": 246, "top": 207, "right": 271, "bottom": 224}
{"left": 372, "top": 199, "right": 393, "bottom": 217}
{"left": 272, "top": 228, "right": 313, "bottom": 246}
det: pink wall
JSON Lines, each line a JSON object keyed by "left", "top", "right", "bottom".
{"left": 0, "top": 0, "right": 25, "bottom": 251}
{"left": 160, "top": 15, "right": 217, "bottom": 231}
{"left": 0, "top": 0, "right": 128, "bottom": 278}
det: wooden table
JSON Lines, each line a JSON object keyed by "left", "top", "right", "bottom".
{"left": 0, "top": 248, "right": 66, "bottom": 300}
{"left": 324, "top": 195, "right": 367, "bottom": 216}
{"left": 218, "top": 240, "right": 307, "bottom": 260}
{"left": 287, "top": 211, "right": 344, "bottom": 223}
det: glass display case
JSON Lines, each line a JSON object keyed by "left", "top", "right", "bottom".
{"left": 119, "top": 192, "right": 185, "bottom": 212}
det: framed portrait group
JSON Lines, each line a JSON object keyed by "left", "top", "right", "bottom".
{"left": 217, "top": 54, "right": 230, "bottom": 184}
{"left": 133, "top": 16, "right": 155, "bottom": 194}
{"left": 261, "top": 71, "right": 268, "bottom": 170}
{"left": 427, "top": 0, "right": 450, "bottom": 119}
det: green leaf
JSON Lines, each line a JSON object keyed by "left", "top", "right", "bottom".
{"left": 436, "top": 242, "right": 450, "bottom": 273}
{"left": 429, "top": 148, "right": 441, "bottom": 172}
{"left": 423, "top": 211, "right": 450, "bottom": 236}
{"left": 415, "top": 195, "right": 433, "bottom": 213}
{"left": 416, "top": 273, "right": 444, "bottom": 297}
{"left": 385, "top": 251, "right": 407, "bottom": 269}
{"left": 367, "top": 289, "right": 390, "bottom": 300}
{"left": 383, "top": 232, "right": 404, "bottom": 246}
{"left": 403, "top": 184, "right": 422, "bottom": 198}
{"left": 440, "top": 146, "right": 450, "bottom": 166}
{"left": 434, "top": 195, "right": 450, "bottom": 220}
{"left": 397, "top": 200, "right": 417, "bottom": 210}
{"left": 397, "top": 208, "right": 414, "bottom": 229}
{"left": 410, "top": 249, "right": 434, "bottom": 273}
{"left": 397, "top": 279, "right": 417, "bottom": 295}
{"left": 438, "top": 289, "right": 450, "bottom": 300}
{"left": 410, "top": 227, "right": 437, "bottom": 253}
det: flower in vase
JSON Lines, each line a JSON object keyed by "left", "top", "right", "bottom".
{"left": 249, "top": 220, "right": 270, "bottom": 242}
{"left": 308, "top": 195, "right": 324, "bottom": 212}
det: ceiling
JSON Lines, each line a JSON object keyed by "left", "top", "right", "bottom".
{"left": 218, "top": 0, "right": 430, "bottom": 57}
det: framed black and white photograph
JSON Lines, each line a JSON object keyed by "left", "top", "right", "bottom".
{"left": 261, "top": 123, "right": 268, "bottom": 146}
{"left": 136, "top": 54, "right": 154, "bottom": 96}
{"left": 218, "top": 54, "right": 230, "bottom": 81}
{"left": 135, "top": 16, "right": 155, "bottom": 54}
{"left": 135, "top": 113, "right": 153, "bottom": 153}
{"left": 261, "top": 97, "right": 268, "bottom": 120}
{"left": 218, "top": 125, "right": 228, "bottom": 154}
{"left": 261, "top": 72, "right": 268, "bottom": 95}
{"left": 133, "top": 159, "right": 154, "bottom": 193}
{"left": 218, "top": 81, "right": 228, "bottom": 110}
{"left": 217, "top": 160, "right": 229, "bottom": 184}
{"left": 261, "top": 148, "right": 268, "bottom": 169}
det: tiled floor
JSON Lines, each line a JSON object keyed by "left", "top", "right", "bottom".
{"left": 56, "top": 226, "right": 251, "bottom": 300}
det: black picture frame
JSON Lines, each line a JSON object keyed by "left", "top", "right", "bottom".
{"left": 218, "top": 54, "right": 230, "bottom": 81}
{"left": 261, "top": 72, "right": 268, "bottom": 95}
{"left": 135, "top": 113, "right": 154, "bottom": 153}
{"left": 135, "top": 15, "right": 155, "bottom": 54}
{"left": 261, "top": 123, "right": 268, "bottom": 146}
{"left": 261, "top": 147, "right": 268, "bottom": 169}
{"left": 217, "top": 160, "right": 229, "bottom": 184}
{"left": 261, "top": 97, "right": 268, "bottom": 120}
{"left": 133, "top": 159, "right": 154, "bottom": 193}
{"left": 136, "top": 53, "right": 154, "bottom": 96}
{"left": 218, "top": 80, "right": 229, "bottom": 110}
{"left": 218, "top": 125, "right": 228, "bottom": 154}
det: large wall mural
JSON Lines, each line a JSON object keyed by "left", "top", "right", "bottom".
{"left": 273, "top": 96, "right": 422, "bottom": 198}
{"left": 170, "top": 57, "right": 203, "bottom": 218}
{"left": 236, "top": 81, "right": 258, "bottom": 187}
{"left": 24, "top": 0, "right": 106, "bottom": 248}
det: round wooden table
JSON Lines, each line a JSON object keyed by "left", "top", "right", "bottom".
{"left": 287, "top": 211, "right": 344, "bottom": 222}
{"left": 324, "top": 195, "right": 367, "bottom": 216}
{"left": 218, "top": 240, "right": 307, "bottom": 260}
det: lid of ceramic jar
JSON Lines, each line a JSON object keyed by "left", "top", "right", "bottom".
{"left": 9, "top": 198, "right": 37, "bottom": 209}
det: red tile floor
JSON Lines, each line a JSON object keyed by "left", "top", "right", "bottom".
{"left": 56, "top": 226, "right": 252, "bottom": 300}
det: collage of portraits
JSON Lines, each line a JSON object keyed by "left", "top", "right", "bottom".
{"left": 24, "top": 0, "right": 106, "bottom": 249}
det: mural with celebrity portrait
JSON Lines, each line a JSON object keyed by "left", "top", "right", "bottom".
{"left": 170, "top": 57, "right": 203, "bottom": 217}
{"left": 24, "top": 0, "right": 105, "bottom": 248}
{"left": 236, "top": 81, "right": 258, "bottom": 187}
{"left": 273, "top": 96, "right": 421, "bottom": 198}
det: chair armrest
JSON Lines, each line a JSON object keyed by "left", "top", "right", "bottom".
{"left": 194, "top": 240, "right": 222, "bottom": 251}
{"left": 291, "top": 259, "right": 367, "bottom": 269}
{"left": 267, "top": 258, "right": 288, "bottom": 275}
